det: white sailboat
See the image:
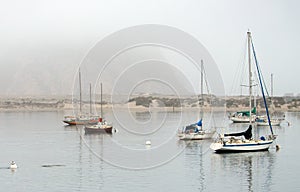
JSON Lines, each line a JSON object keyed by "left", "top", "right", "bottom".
{"left": 229, "top": 33, "right": 257, "bottom": 123}
{"left": 178, "top": 119, "right": 216, "bottom": 140}
{"left": 255, "top": 116, "right": 282, "bottom": 126}
{"left": 178, "top": 60, "right": 216, "bottom": 140}
{"left": 256, "top": 74, "right": 284, "bottom": 126}
{"left": 230, "top": 108, "right": 256, "bottom": 123}
{"left": 211, "top": 31, "right": 277, "bottom": 153}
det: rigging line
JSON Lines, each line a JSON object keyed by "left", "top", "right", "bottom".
{"left": 202, "top": 63, "right": 210, "bottom": 95}
{"left": 256, "top": 58, "right": 270, "bottom": 97}
{"left": 230, "top": 36, "right": 248, "bottom": 95}
{"left": 203, "top": 64, "right": 219, "bottom": 130}
{"left": 251, "top": 39, "right": 274, "bottom": 136}
{"left": 249, "top": 45, "right": 270, "bottom": 97}
{"left": 241, "top": 37, "right": 248, "bottom": 96}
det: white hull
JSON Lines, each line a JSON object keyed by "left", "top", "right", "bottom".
{"left": 178, "top": 130, "right": 215, "bottom": 140}
{"left": 230, "top": 116, "right": 256, "bottom": 123}
{"left": 256, "top": 117, "right": 283, "bottom": 126}
{"left": 256, "top": 121, "right": 280, "bottom": 126}
{"left": 210, "top": 139, "right": 273, "bottom": 153}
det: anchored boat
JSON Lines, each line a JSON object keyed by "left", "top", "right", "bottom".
{"left": 84, "top": 83, "right": 113, "bottom": 134}
{"left": 211, "top": 31, "right": 277, "bottom": 153}
{"left": 178, "top": 60, "right": 215, "bottom": 140}
{"left": 63, "top": 70, "right": 99, "bottom": 125}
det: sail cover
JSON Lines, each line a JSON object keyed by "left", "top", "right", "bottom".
{"left": 224, "top": 125, "right": 252, "bottom": 140}
{"left": 236, "top": 107, "right": 256, "bottom": 116}
{"left": 196, "top": 119, "right": 202, "bottom": 126}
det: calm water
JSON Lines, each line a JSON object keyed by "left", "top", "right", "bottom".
{"left": 0, "top": 110, "right": 299, "bottom": 192}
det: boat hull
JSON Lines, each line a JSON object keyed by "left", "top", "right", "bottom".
{"left": 178, "top": 131, "right": 215, "bottom": 140}
{"left": 210, "top": 140, "right": 273, "bottom": 153}
{"left": 256, "top": 121, "right": 280, "bottom": 126}
{"left": 230, "top": 116, "right": 256, "bottom": 123}
{"left": 63, "top": 120, "right": 85, "bottom": 125}
{"left": 84, "top": 126, "right": 113, "bottom": 134}
{"left": 256, "top": 118, "right": 282, "bottom": 126}
{"left": 63, "top": 119, "right": 98, "bottom": 126}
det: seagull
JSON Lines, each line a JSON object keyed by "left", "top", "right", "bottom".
{"left": 10, "top": 161, "right": 18, "bottom": 169}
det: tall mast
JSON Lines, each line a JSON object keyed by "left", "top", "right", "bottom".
{"left": 89, "top": 83, "right": 92, "bottom": 114}
{"left": 198, "top": 60, "right": 204, "bottom": 131}
{"left": 101, "top": 83, "right": 103, "bottom": 118}
{"left": 247, "top": 31, "right": 252, "bottom": 123}
{"left": 79, "top": 68, "right": 82, "bottom": 113}
{"left": 201, "top": 60, "right": 204, "bottom": 113}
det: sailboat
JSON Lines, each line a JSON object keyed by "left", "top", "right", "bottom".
{"left": 255, "top": 115, "right": 283, "bottom": 126}
{"left": 178, "top": 60, "right": 216, "bottom": 140}
{"left": 84, "top": 83, "right": 113, "bottom": 134}
{"left": 63, "top": 70, "right": 99, "bottom": 125}
{"left": 255, "top": 74, "right": 284, "bottom": 126}
{"left": 229, "top": 34, "right": 257, "bottom": 123}
{"left": 230, "top": 107, "right": 256, "bottom": 123}
{"left": 210, "top": 31, "right": 277, "bottom": 153}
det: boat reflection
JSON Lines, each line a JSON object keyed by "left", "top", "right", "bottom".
{"left": 182, "top": 140, "right": 212, "bottom": 191}
{"left": 211, "top": 151, "right": 275, "bottom": 191}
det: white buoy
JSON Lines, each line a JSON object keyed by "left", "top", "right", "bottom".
{"left": 145, "top": 140, "right": 151, "bottom": 145}
{"left": 10, "top": 161, "right": 17, "bottom": 169}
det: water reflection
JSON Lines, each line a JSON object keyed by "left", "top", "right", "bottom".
{"left": 182, "top": 140, "right": 212, "bottom": 191}
{"left": 211, "top": 151, "right": 275, "bottom": 191}
{"left": 133, "top": 111, "right": 152, "bottom": 123}
{"left": 76, "top": 129, "right": 110, "bottom": 191}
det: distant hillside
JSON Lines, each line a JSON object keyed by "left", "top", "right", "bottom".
{"left": 127, "top": 95, "right": 300, "bottom": 112}
{"left": 0, "top": 95, "right": 300, "bottom": 112}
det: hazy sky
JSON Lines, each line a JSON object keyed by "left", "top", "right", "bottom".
{"left": 0, "top": 0, "right": 299, "bottom": 96}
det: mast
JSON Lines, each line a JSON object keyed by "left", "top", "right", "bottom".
{"left": 200, "top": 60, "right": 204, "bottom": 130}
{"left": 101, "top": 83, "right": 103, "bottom": 118}
{"left": 201, "top": 60, "right": 204, "bottom": 113}
{"left": 79, "top": 68, "right": 82, "bottom": 113}
{"left": 247, "top": 31, "right": 253, "bottom": 123}
{"left": 271, "top": 73, "right": 274, "bottom": 98}
{"left": 89, "top": 83, "right": 92, "bottom": 114}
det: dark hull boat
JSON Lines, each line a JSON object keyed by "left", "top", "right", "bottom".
{"left": 84, "top": 83, "right": 113, "bottom": 134}
{"left": 84, "top": 121, "right": 113, "bottom": 134}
